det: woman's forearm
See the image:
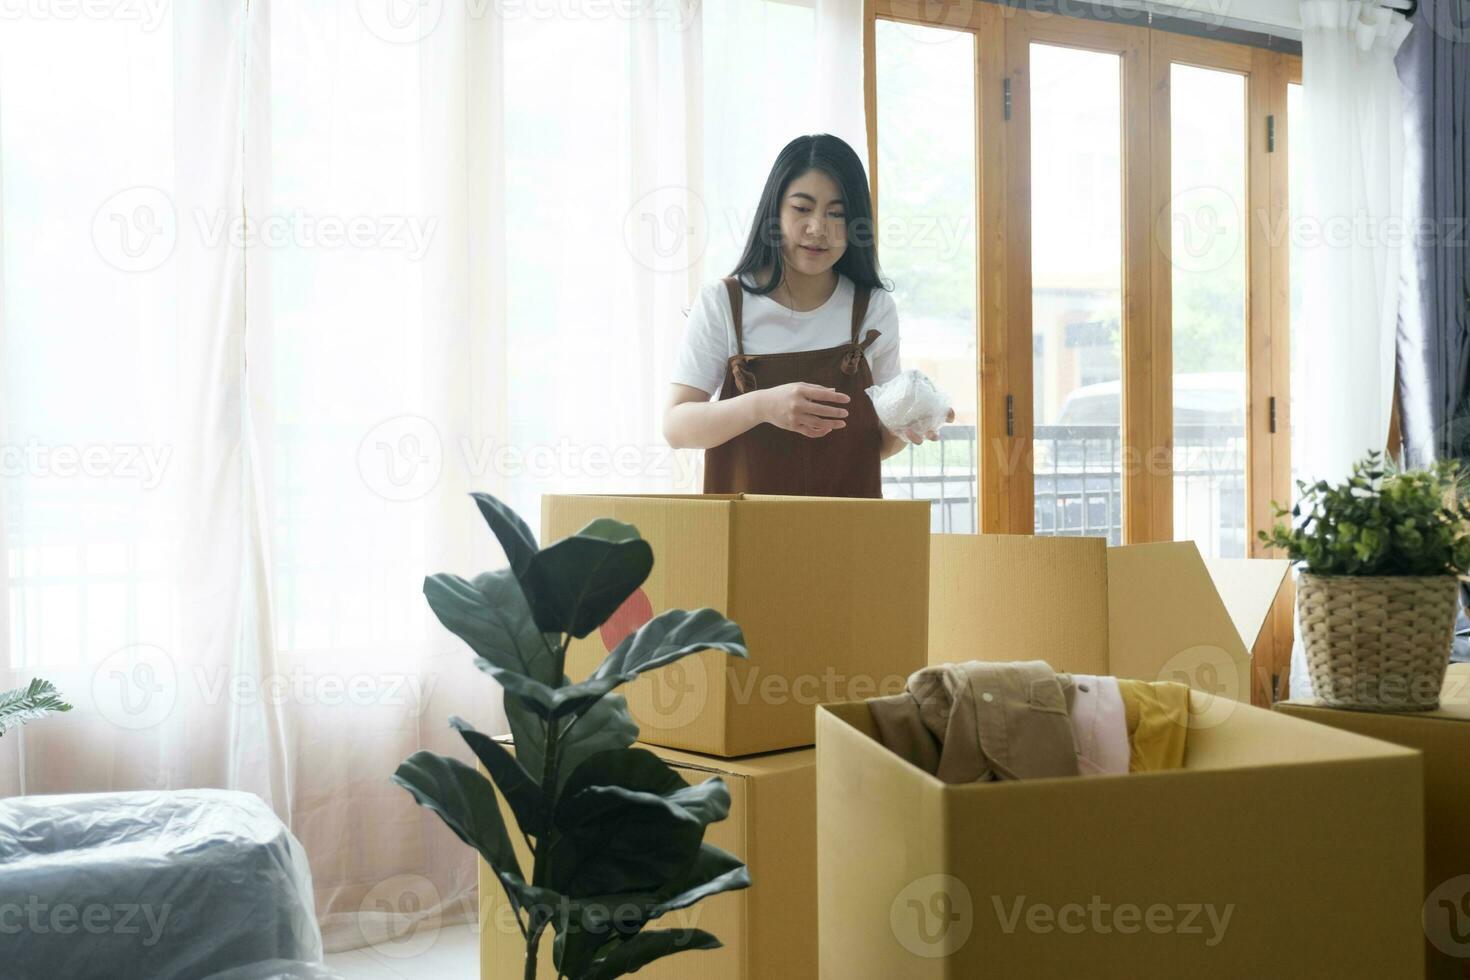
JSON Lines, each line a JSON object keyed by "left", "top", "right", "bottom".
{"left": 664, "top": 390, "right": 769, "bottom": 450}
{"left": 880, "top": 427, "right": 908, "bottom": 460}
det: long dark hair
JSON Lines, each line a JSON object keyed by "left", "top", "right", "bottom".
{"left": 730, "top": 133, "right": 888, "bottom": 296}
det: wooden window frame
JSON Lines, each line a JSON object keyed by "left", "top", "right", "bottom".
{"left": 869, "top": 1, "right": 1301, "bottom": 703}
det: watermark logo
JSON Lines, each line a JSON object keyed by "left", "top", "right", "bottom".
{"left": 355, "top": 427, "right": 700, "bottom": 502}
{"left": 92, "top": 186, "right": 177, "bottom": 274}
{"left": 890, "top": 874, "right": 974, "bottom": 958}
{"left": 90, "top": 647, "right": 437, "bottom": 731}
{"left": 358, "top": 0, "right": 444, "bottom": 43}
{"left": 359, "top": 874, "right": 442, "bottom": 958}
{"left": 357, "top": 415, "right": 444, "bottom": 502}
{"left": 92, "top": 189, "right": 438, "bottom": 272}
{"left": 1162, "top": 185, "right": 1242, "bottom": 275}
{"left": 623, "top": 186, "right": 707, "bottom": 274}
{"left": 1424, "top": 874, "right": 1470, "bottom": 959}
{"left": 631, "top": 654, "right": 707, "bottom": 731}
{"left": 886, "top": 0, "right": 977, "bottom": 42}
{"left": 358, "top": 0, "right": 699, "bottom": 44}
{"left": 91, "top": 644, "right": 178, "bottom": 731}
{"left": 1158, "top": 643, "right": 1240, "bottom": 729}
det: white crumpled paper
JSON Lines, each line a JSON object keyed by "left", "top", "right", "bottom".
{"left": 865, "top": 369, "right": 952, "bottom": 443}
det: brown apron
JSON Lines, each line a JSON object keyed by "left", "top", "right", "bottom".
{"left": 702, "top": 276, "right": 884, "bottom": 498}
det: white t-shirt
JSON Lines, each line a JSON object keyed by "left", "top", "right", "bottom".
{"left": 672, "top": 275, "right": 901, "bottom": 396}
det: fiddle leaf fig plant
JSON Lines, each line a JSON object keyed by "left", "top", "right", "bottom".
{"left": 1258, "top": 451, "right": 1470, "bottom": 576}
{"left": 393, "top": 492, "right": 751, "bottom": 979}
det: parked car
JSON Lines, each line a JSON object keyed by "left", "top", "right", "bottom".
{"left": 1034, "top": 373, "right": 1247, "bottom": 553}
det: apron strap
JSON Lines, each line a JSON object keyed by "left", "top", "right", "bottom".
{"left": 841, "top": 286, "right": 878, "bottom": 376}
{"left": 722, "top": 277, "right": 746, "bottom": 356}
{"left": 722, "top": 276, "right": 757, "bottom": 393}
{"left": 849, "top": 285, "right": 872, "bottom": 344}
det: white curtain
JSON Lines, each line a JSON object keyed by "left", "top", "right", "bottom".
{"left": 0, "top": 0, "right": 867, "bottom": 955}
{"left": 1289, "top": 0, "right": 1412, "bottom": 698}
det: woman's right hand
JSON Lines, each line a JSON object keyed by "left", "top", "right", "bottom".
{"left": 756, "top": 382, "right": 850, "bottom": 438}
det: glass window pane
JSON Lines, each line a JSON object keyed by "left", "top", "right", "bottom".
{"left": 1030, "top": 44, "right": 1124, "bottom": 543}
{"left": 875, "top": 20, "right": 979, "bottom": 532}
{"left": 702, "top": 0, "right": 819, "bottom": 279}
{"left": 1288, "top": 81, "right": 1305, "bottom": 487}
{"left": 1170, "top": 64, "right": 1248, "bottom": 558}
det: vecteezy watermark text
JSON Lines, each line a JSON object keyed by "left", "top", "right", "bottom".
{"left": 93, "top": 187, "right": 439, "bottom": 273}
{"left": 992, "top": 895, "right": 1234, "bottom": 947}
{"left": 1, "top": 440, "right": 171, "bottom": 489}
{"left": 0, "top": 899, "right": 172, "bottom": 947}
{"left": 0, "top": 0, "right": 168, "bottom": 30}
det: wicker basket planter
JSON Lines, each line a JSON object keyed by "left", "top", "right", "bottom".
{"left": 1298, "top": 572, "right": 1459, "bottom": 711}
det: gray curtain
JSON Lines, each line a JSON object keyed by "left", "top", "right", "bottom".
{"left": 1396, "top": 0, "right": 1470, "bottom": 467}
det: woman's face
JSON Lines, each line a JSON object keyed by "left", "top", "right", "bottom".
{"left": 778, "top": 168, "right": 847, "bottom": 278}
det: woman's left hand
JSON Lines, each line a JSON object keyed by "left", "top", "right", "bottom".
{"left": 899, "top": 407, "right": 955, "bottom": 445}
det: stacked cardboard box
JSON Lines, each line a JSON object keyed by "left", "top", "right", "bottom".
{"left": 479, "top": 493, "right": 931, "bottom": 980}
{"left": 479, "top": 744, "right": 816, "bottom": 978}
{"left": 481, "top": 506, "right": 1429, "bottom": 978}
{"left": 1277, "top": 663, "right": 1470, "bottom": 979}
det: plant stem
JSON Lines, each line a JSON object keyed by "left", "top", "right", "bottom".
{"left": 525, "top": 919, "right": 546, "bottom": 980}
{"left": 527, "top": 633, "right": 570, "bottom": 980}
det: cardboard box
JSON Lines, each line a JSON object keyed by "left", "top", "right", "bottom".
{"left": 480, "top": 743, "right": 816, "bottom": 980}
{"left": 816, "top": 696, "right": 1424, "bottom": 978}
{"left": 928, "top": 534, "right": 1289, "bottom": 704}
{"left": 542, "top": 493, "right": 930, "bottom": 756}
{"left": 1276, "top": 663, "right": 1470, "bottom": 979}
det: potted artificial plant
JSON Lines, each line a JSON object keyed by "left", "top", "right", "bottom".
{"left": 0, "top": 678, "right": 71, "bottom": 736}
{"left": 1261, "top": 451, "right": 1470, "bottom": 710}
{"left": 393, "top": 493, "right": 751, "bottom": 979}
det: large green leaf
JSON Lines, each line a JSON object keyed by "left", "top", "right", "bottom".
{"left": 449, "top": 717, "right": 544, "bottom": 836}
{"left": 504, "top": 689, "right": 549, "bottom": 780}
{"left": 424, "top": 570, "right": 559, "bottom": 686}
{"left": 591, "top": 608, "right": 746, "bottom": 682}
{"left": 479, "top": 661, "right": 561, "bottom": 718}
{"left": 659, "top": 779, "right": 731, "bottom": 828}
{"left": 0, "top": 678, "right": 72, "bottom": 737}
{"left": 548, "top": 750, "right": 707, "bottom": 896}
{"left": 561, "top": 843, "right": 750, "bottom": 943}
{"left": 539, "top": 608, "right": 748, "bottom": 722}
{"left": 522, "top": 520, "right": 653, "bottom": 638}
{"left": 392, "top": 751, "right": 522, "bottom": 883}
{"left": 648, "top": 843, "right": 750, "bottom": 919}
{"left": 506, "top": 691, "right": 638, "bottom": 795}
{"left": 496, "top": 876, "right": 572, "bottom": 935}
{"left": 535, "top": 608, "right": 748, "bottom": 718}
{"left": 551, "top": 842, "right": 750, "bottom": 975}
{"left": 560, "top": 748, "right": 687, "bottom": 801}
{"left": 582, "top": 929, "right": 722, "bottom": 980}
{"left": 559, "top": 751, "right": 730, "bottom": 831}
{"left": 470, "top": 492, "right": 539, "bottom": 576}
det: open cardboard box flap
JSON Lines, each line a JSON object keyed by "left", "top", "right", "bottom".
{"left": 931, "top": 534, "right": 1288, "bottom": 701}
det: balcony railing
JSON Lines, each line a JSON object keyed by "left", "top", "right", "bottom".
{"left": 882, "top": 423, "right": 1247, "bottom": 555}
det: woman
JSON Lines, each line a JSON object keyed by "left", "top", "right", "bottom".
{"left": 664, "top": 133, "right": 948, "bottom": 498}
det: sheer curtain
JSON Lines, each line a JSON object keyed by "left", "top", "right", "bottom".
{"left": 1288, "top": 0, "right": 1412, "bottom": 698}
{"left": 0, "top": 0, "right": 866, "bottom": 954}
